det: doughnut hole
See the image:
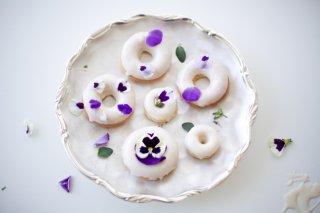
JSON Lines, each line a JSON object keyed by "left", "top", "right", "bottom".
{"left": 102, "top": 95, "right": 116, "bottom": 107}
{"left": 139, "top": 50, "right": 152, "bottom": 63}
{"left": 198, "top": 133, "right": 208, "bottom": 144}
{"left": 193, "top": 74, "right": 210, "bottom": 90}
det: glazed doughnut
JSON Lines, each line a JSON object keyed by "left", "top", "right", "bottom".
{"left": 144, "top": 87, "right": 177, "bottom": 123}
{"left": 177, "top": 55, "right": 228, "bottom": 107}
{"left": 185, "top": 125, "right": 220, "bottom": 159}
{"left": 122, "top": 126, "right": 178, "bottom": 180}
{"left": 82, "top": 74, "right": 135, "bottom": 126}
{"left": 121, "top": 29, "right": 171, "bottom": 81}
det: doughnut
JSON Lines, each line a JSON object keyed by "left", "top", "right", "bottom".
{"left": 185, "top": 125, "right": 220, "bottom": 159}
{"left": 144, "top": 87, "right": 177, "bottom": 123}
{"left": 121, "top": 29, "right": 171, "bottom": 81}
{"left": 177, "top": 55, "right": 229, "bottom": 107}
{"left": 82, "top": 74, "right": 135, "bottom": 126}
{"left": 122, "top": 126, "right": 178, "bottom": 180}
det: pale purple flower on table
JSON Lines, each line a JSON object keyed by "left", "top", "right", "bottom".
{"left": 139, "top": 65, "right": 154, "bottom": 79}
{"left": 117, "top": 104, "right": 133, "bottom": 115}
{"left": 135, "top": 133, "right": 167, "bottom": 165}
{"left": 89, "top": 99, "right": 101, "bottom": 109}
{"left": 269, "top": 138, "right": 292, "bottom": 157}
{"left": 69, "top": 100, "right": 84, "bottom": 116}
{"left": 94, "top": 133, "right": 110, "bottom": 147}
{"left": 182, "top": 87, "right": 201, "bottom": 102}
{"left": 146, "top": 29, "right": 163, "bottom": 47}
{"left": 59, "top": 176, "right": 71, "bottom": 193}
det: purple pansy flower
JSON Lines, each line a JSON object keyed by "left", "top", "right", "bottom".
{"left": 76, "top": 102, "right": 84, "bottom": 109}
{"left": 135, "top": 133, "right": 167, "bottom": 165}
{"left": 182, "top": 87, "right": 201, "bottom": 102}
{"left": 93, "top": 82, "right": 99, "bottom": 88}
{"left": 59, "top": 176, "right": 71, "bottom": 193}
{"left": 269, "top": 138, "right": 292, "bottom": 156}
{"left": 154, "top": 87, "right": 176, "bottom": 108}
{"left": 117, "top": 104, "right": 133, "bottom": 115}
{"left": 117, "top": 80, "right": 131, "bottom": 93}
{"left": 94, "top": 133, "right": 110, "bottom": 147}
{"left": 89, "top": 99, "right": 101, "bottom": 109}
{"left": 92, "top": 81, "right": 105, "bottom": 93}
{"left": 146, "top": 29, "right": 163, "bottom": 47}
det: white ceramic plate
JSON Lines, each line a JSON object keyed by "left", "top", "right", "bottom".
{"left": 55, "top": 14, "right": 258, "bottom": 202}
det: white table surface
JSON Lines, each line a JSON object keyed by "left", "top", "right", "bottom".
{"left": 1, "top": 0, "right": 319, "bottom": 212}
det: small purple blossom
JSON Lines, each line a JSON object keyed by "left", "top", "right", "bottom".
{"left": 270, "top": 138, "right": 292, "bottom": 156}
{"left": 140, "top": 65, "right": 146, "bottom": 71}
{"left": 76, "top": 102, "right": 84, "bottom": 109}
{"left": 182, "top": 87, "right": 201, "bottom": 102}
{"left": 59, "top": 176, "right": 71, "bottom": 193}
{"left": 117, "top": 104, "right": 133, "bottom": 115}
{"left": 94, "top": 133, "right": 110, "bottom": 147}
{"left": 202, "top": 55, "right": 209, "bottom": 61}
{"left": 135, "top": 155, "right": 166, "bottom": 165}
{"left": 93, "top": 82, "right": 99, "bottom": 88}
{"left": 89, "top": 99, "right": 101, "bottom": 109}
{"left": 158, "top": 90, "right": 170, "bottom": 102}
{"left": 117, "top": 82, "right": 127, "bottom": 92}
{"left": 146, "top": 29, "right": 163, "bottom": 47}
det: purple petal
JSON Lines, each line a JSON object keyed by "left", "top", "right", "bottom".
{"left": 182, "top": 87, "right": 201, "bottom": 102}
{"left": 94, "top": 133, "right": 110, "bottom": 147}
{"left": 148, "top": 133, "right": 154, "bottom": 138}
{"left": 117, "top": 104, "right": 132, "bottom": 115}
{"left": 142, "top": 136, "right": 160, "bottom": 148}
{"left": 135, "top": 154, "right": 166, "bottom": 165}
{"left": 146, "top": 29, "right": 163, "bottom": 47}
{"left": 152, "top": 147, "right": 161, "bottom": 154}
{"left": 59, "top": 176, "right": 71, "bottom": 193}
{"left": 117, "top": 82, "right": 127, "bottom": 92}
{"left": 139, "top": 146, "right": 149, "bottom": 154}
{"left": 202, "top": 55, "right": 209, "bottom": 61}
{"left": 274, "top": 139, "right": 285, "bottom": 152}
{"left": 93, "top": 82, "right": 99, "bottom": 88}
{"left": 140, "top": 65, "right": 146, "bottom": 71}
{"left": 158, "top": 90, "right": 169, "bottom": 102}
{"left": 89, "top": 99, "right": 101, "bottom": 109}
{"left": 76, "top": 102, "right": 84, "bottom": 109}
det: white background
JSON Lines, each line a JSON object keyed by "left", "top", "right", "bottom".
{"left": 0, "top": 0, "right": 319, "bottom": 212}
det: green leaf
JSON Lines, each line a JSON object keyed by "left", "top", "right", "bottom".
{"left": 83, "top": 64, "right": 88, "bottom": 69}
{"left": 1, "top": 186, "right": 6, "bottom": 191}
{"left": 176, "top": 45, "right": 186, "bottom": 63}
{"left": 182, "top": 122, "right": 194, "bottom": 132}
{"left": 213, "top": 108, "right": 227, "bottom": 120}
{"left": 98, "top": 147, "right": 113, "bottom": 158}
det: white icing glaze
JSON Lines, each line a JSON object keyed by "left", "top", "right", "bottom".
{"left": 83, "top": 74, "right": 135, "bottom": 125}
{"left": 121, "top": 31, "right": 171, "bottom": 80}
{"left": 122, "top": 126, "right": 178, "bottom": 180}
{"left": 177, "top": 56, "right": 229, "bottom": 107}
{"left": 282, "top": 174, "right": 320, "bottom": 213}
{"left": 185, "top": 124, "right": 220, "bottom": 159}
{"left": 144, "top": 87, "right": 177, "bottom": 123}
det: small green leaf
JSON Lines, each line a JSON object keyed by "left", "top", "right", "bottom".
{"left": 182, "top": 122, "right": 194, "bottom": 132}
{"left": 98, "top": 147, "right": 113, "bottom": 158}
{"left": 213, "top": 108, "right": 227, "bottom": 120}
{"left": 1, "top": 186, "right": 6, "bottom": 191}
{"left": 176, "top": 45, "right": 186, "bottom": 63}
{"left": 283, "top": 138, "right": 293, "bottom": 145}
{"left": 83, "top": 64, "right": 88, "bottom": 69}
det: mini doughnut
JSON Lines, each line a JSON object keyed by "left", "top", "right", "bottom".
{"left": 82, "top": 74, "right": 135, "bottom": 126}
{"left": 177, "top": 55, "right": 229, "bottom": 107}
{"left": 144, "top": 87, "right": 177, "bottom": 123}
{"left": 122, "top": 126, "right": 178, "bottom": 180}
{"left": 185, "top": 125, "right": 220, "bottom": 159}
{"left": 121, "top": 29, "right": 171, "bottom": 81}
